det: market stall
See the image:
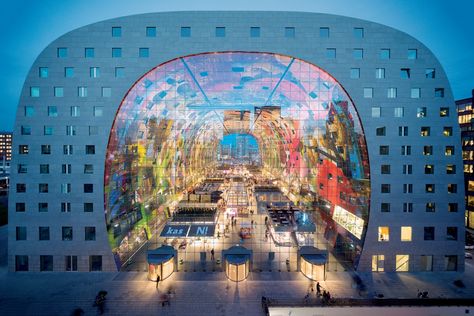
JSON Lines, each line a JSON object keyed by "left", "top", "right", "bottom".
{"left": 147, "top": 245, "right": 177, "bottom": 281}
{"left": 223, "top": 245, "right": 252, "bottom": 282}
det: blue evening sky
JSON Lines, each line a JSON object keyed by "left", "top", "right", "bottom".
{"left": 1, "top": 0, "right": 473, "bottom": 131}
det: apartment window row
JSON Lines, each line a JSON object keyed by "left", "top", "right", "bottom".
{"left": 15, "top": 255, "right": 102, "bottom": 272}
{"left": 377, "top": 226, "right": 459, "bottom": 242}
{"left": 380, "top": 202, "right": 458, "bottom": 213}
{"left": 363, "top": 87, "right": 444, "bottom": 99}
{"left": 16, "top": 226, "right": 96, "bottom": 241}
{"left": 40, "top": 66, "right": 125, "bottom": 78}
{"left": 21, "top": 124, "right": 100, "bottom": 136}
{"left": 15, "top": 202, "right": 94, "bottom": 213}
{"left": 24, "top": 106, "right": 104, "bottom": 118}
{"left": 372, "top": 254, "right": 458, "bottom": 272}
{"left": 15, "top": 164, "right": 94, "bottom": 175}
{"left": 351, "top": 68, "right": 435, "bottom": 80}
{"left": 13, "top": 183, "right": 95, "bottom": 193}
{"left": 18, "top": 144, "right": 95, "bottom": 155}
{"left": 379, "top": 145, "right": 455, "bottom": 156}
{"left": 380, "top": 183, "right": 458, "bottom": 194}
{"left": 371, "top": 107, "right": 449, "bottom": 118}
{"left": 375, "top": 126, "right": 454, "bottom": 137}
{"left": 29, "top": 86, "right": 111, "bottom": 98}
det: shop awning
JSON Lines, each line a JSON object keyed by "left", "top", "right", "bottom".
{"left": 147, "top": 253, "right": 173, "bottom": 264}
{"left": 301, "top": 253, "right": 327, "bottom": 265}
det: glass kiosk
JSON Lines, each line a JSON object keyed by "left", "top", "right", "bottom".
{"left": 147, "top": 245, "right": 177, "bottom": 281}
{"left": 298, "top": 246, "right": 328, "bottom": 281}
{"left": 223, "top": 245, "right": 252, "bottom": 282}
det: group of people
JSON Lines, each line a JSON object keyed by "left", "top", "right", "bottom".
{"left": 305, "top": 281, "right": 332, "bottom": 304}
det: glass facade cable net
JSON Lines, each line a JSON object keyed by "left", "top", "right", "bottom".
{"left": 104, "top": 52, "right": 370, "bottom": 271}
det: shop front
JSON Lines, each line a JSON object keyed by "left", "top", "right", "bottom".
{"left": 223, "top": 245, "right": 252, "bottom": 282}
{"left": 298, "top": 246, "right": 328, "bottom": 281}
{"left": 147, "top": 245, "right": 177, "bottom": 281}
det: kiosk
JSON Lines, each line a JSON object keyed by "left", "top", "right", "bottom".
{"left": 298, "top": 246, "right": 328, "bottom": 281}
{"left": 147, "top": 245, "right": 177, "bottom": 281}
{"left": 223, "top": 245, "right": 252, "bottom": 282}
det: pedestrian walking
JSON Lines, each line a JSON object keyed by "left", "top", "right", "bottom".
{"left": 316, "top": 282, "right": 321, "bottom": 297}
{"left": 156, "top": 275, "right": 161, "bottom": 289}
{"left": 211, "top": 248, "right": 215, "bottom": 261}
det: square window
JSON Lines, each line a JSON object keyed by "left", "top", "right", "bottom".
{"left": 90, "top": 67, "right": 100, "bottom": 78}
{"left": 435, "top": 88, "right": 445, "bottom": 98}
{"left": 39, "top": 227, "right": 50, "bottom": 241}
{"left": 16, "top": 226, "right": 27, "bottom": 240}
{"left": 320, "top": 27, "right": 329, "bottom": 38}
{"left": 39, "top": 183, "right": 48, "bottom": 193}
{"left": 411, "top": 88, "right": 421, "bottom": 98}
{"left": 66, "top": 125, "right": 76, "bottom": 136}
{"left": 57, "top": 47, "right": 68, "bottom": 58}
{"left": 403, "top": 184, "right": 413, "bottom": 193}
{"left": 65, "top": 67, "right": 74, "bottom": 78}
{"left": 425, "top": 184, "right": 435, "bottom": 193}
{"left": 65, "top": 255, "right": 78, "bottom": 271}
{"left": 424, "top": 164, "right": 434, "bottom": 174}
{"left": 375, "top": 68, "right": 385, "bottom": 79}
{"left": 85, "top": 227, "right": 96, "bottom": 241}
{"left": 376, "top": 127, "right": 385, "bottom": 136}
{"left": 84, "top": 183, "right": 94, "bottom": 193}
{"left": 38, "top": 202, "right": 48, "bottom": 212}
{"left": 85, "top": 48, "right": 94, "bottom": 58}
{"left": 61, "top": 202, "right": 71, "bottom": 213}
{"left": 61, "top": 183, "right": 71, "bottom": 194}
{"left": 363, "top": 88, "right": 373, "bottom": 98}
{"left": 447, "top": 184, "right": 457, "bottom": 193}
{"left": 215, "top": 27, "right": 225, "bottom": 37}
{"left": 115, "top": 67, "right": 125, "bottom": 78}
{"left": 394, "top": 107, "right": 404, "bottom": 118}
{"left": 43, "top": 126, "right": 53, "bottom": 136}
{"left": 423, "top": 146, "right": 433, "bottom": 156}
{"left": 63, "top": 145, "right": 73, "bottom": 155}
{"left": 445, "top": 146, "right": 454, "bottom": 156}
{"left": 408, "top": 49, "right": 417, "bottom": 59}
{"left": 381, "top": 203, "right": 390, "bottom": 212}
{"left": 84, "top": 164, "right": 94, "bottom": 174}
{"left": 41, "top": 144, "right": 51, "bottom": 155}
{"left": 387, "top": 88, "right": 397, "bottom": 98}
{"left": 446, "top": 227, "right": 457, "bottom": 240}
{"left": 371, "top": 107, "right": 381, "bottom": 118}
{"left": 350, "top": 68, "right": 360, "bottom": 79}
{"left": 48, "top": 106, "right": 58, "bottom": 117}
{"left": 40, "top": 255, "right": 53, "bottom": 271}
{"left": 93, "top": 106, "right": 103, "bottom": 117}
{"left": 18, "top": 164, "right": 27, "bottom": 173}
{"left": 181, "top": 26, "right": 191, "bottom": 37}
{"left": 89, "top": 255, "right": 102, "bottom": 271}
{"left": 420, "top": 126, "right": 430, "bottom": 136}
{"left": 86, "top": 145, "right": 95, "bottom": 155}
{"left": 24, "top": 106, "right": 34, "bottom": 117}
{"left": 424, "top": 226, "right": 435, "bottom": 240}
{"left": 398, "top": 126, "right": 408, "bottom": 136}
{"left": 326, "top": 48, "right": 336, "bottom": 59}
{"left": 417, "top": 107, "right": 427, "bottom": 118}
{"left": 353, "top": 48, "right": 363, "bottom": 59}
{"left": 396, "top": 255, "right": 409, "bottom": 272}
{"left": 84, "top": 203, "right": 94, "bottom": 212}
{"left": 15, "top": 255, "right": 28, "bottom": 271}
{"left": 379, "top": 145, "right": 389, "bottom": 155}
{"left": 112, "top": 26, "right": 122, "bottom": 37}
{"left": 378, "top": 226, "right": 389, "bottom": 241}
{"left": 446, "top": 164, "right": 456, "bottom": 174}
{"left": 39, "top": 164, "right": 49, "bottom": 174}
{"left": 401, "top": 145, "right": 411, "bottom": 155}
{"left": 102, "top": 87, "right": 111, "bottom": 97}
{"left": 400, "top": 68, "right": 411, "bottom": 79}
{"left": 62, "top": 164, "right": 72, "bottom": 174}
{"left": 16, "top": 185, "right": 26, "bottom": 194}
{"left": 401, "top": 226, "right": 412, "bottom": 242}
{"left": 402, "top": 164, "right": 412, "bottom": 174}
{"left": 30, "top": 87, "right": 40, "bottom": 97}
{"left": 139, "top": 48, "right": 149, "bottom": 58}
{"left": 62, "top": 227, "right": 73, "bottom": 241}
{"left": 353, "top": 27, "right": 364, "bottom": 38}
{"left": 443, "top": 126, "right": 453, "bottom": 136}
{"left": 112, "top": 48, "right": 122, "bottom": 58}
{"left": 70, "top": 106, "right": 80, "bottom": 117}
{"left": 440, "top": 107, "right": 449, "bottom": 117}
{"left": 448, "top": 203, "right": 458, "bottom": 212}
{"left": 146, "top": 26, "right": 156, "bottom": 37}
{"left": 381, "top": 165, "right": 390, "bottom": 174}
{"left": 250, "top": 27, "right": 260, "bottom": 37}
{"left": 425, "top": 68, "right": 435, "bottom": 78}
{"left": 381, "top": 184, "right": 390, "bottom": 193}
{"left": 284, "top": 27, "right": 295, "bottom": 38}
{"left": 380, "top": 49, "right": 390, "bottom": 59}
{"left": 403, "top": 202, "right": 413, "bottom": 212}
{"left": 39, "top": 67, "right": 48, "bottom": 78}
{"left": 54, "top": 87, "right": 64, "bottom": 97}
{"left": 78, "top": 86, "right": 87, "bottom": 97}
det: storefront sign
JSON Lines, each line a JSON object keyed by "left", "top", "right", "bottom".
{"left": 188, "top": 224, "right": 215, "bottom": 237}
{"left": 160, "top": 225, "right": 189, "bottom": 237}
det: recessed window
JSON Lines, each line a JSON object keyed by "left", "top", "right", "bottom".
{"left": 146, "top": 26, "right": 156, "bottom": 37}
{"left": 381, "top": 165, "right": 390, "bottom": 174}
{"left": 44, "top": 125, "right": 54, "bottom": 135}
{"left": 16, "top": 184, "right": 26, "bottom": 193}
{"left": 40, "top": 255, "right": 53, "bottom": 272}
{"left": 85, "top": 47, "right": 95, "bottom": 58}
{"left": 54, "top": 87, "right": 63, "bottom": 97}
{"left": 445, "top": 146, "right": 454, "bottom": 156}
{"left": 402, "top": 164, "right": 412, "bottom": 174}
{"left": 376, "top": 126, "right": 385, "bottom": 136}
{"left": 425, "top": 68, "right": 435, "bottom": 78}
{"left": 39, "top": 67, "right": 48, "bottom": 78}
{"left": 66, "top": 255, "right": 78, "bottom": 272}
{"left": 381, "top": 184, "right": 390, "bottom": 193}
{"left": 139, "top": 48, "right": 149, "bottom": 58}
{"left": 39, "top": 227, "right": 50, "bottom": 241}
{"left": 403, "top": 183, "right": 413, "bottom": 193}
{"left": 372, "top": 255, "right": 385, "bottom": 272}
{"left": 446, "top": 227, "right": 458, "bottom": 240}
{"left": 16, "top": 227, "right": 27, "bottom": 240}
{"left": 102, "top": 87, "right": 111, "bottom": 97}
{"left": 62, "top": 227, "right": 73, "bottom": 241}
{"left": 445, "top": 255, "right": 458, "bottom": 271}
{"left": 90, "top": 67, "right": 100, "bottom": 78}
{"left": 380, "top": 49, "right": 390, "bottom": 59}
{"left": 407, "top": 49, "right": 417, "bottom": 59}
{"left": 48, "top": 106, "right": 58, "bottom": 117}
{"left": 379, "top": 145, "right": 389, "bottom": 155}
{"left": 353, "top": 27, "right": 364, "bottom": 38}
{"left": 446, "top": 164, "right": 456, "bottom": 174}
{"left": 215, "top": 27, "right": 225, "bottom": 37}
{"left": 448, "top": 203, "right": 458, "bottom": 212}
{"left": 381, "top": 203, "right": 390, "bottom": 212}
{"left": 61, "top": 183, "right": 71, "bottom": 194}
{"left": 423, "top": 146, "right": 433, "bottom": 156}
{"left": 350, "top": 68, "right": 360, "bottom": 79}
{"left": 401, "top": 145, "right": 411, "bottom": 156}
{"left": 435, "top": 88, "right": 445, "bottom": 98}
{"left": 411, "top": 88, "right": 420, "bottom": 99}
{"left": 16, "top": 203, "right": 26, "bottom": 212}
{"left": 84, "top": 183, "right": 94, "bottom": 193}
{"left": 424, "top": 164, "right": 434, "bottom": 174}
{"left": 112, "top": 48, "right": 122, "bottom": 58}
{"left": 401, "top": 227, "right": 412, "bottom": 242}
{"left": 63, "top": 145, "right": 73, "bottom": 155}
{"left": 443, "top": 126, "right": 453, "bottom": 136}
{"left": 320, "top": 27, "right": 329, "bottom": 38}
{"left": 375, "top": 68, "right": 385, "bottom": 79}
{"left": 417, "top": 107, "right": 427, "bottom": 118}
{"left": 39, "top": 183, "right": 48, "bottom": 193}
{"left": 89, "top": 255, "right": 102, "bottom": 271}
{"left": 38, "top": 202, "right": 48, "bottom": 212}
{"left": 403, "top": 202, "right": 413, "bottom": 212}
{"left": 112, "top": 26, "right": 122, "bottom": 37}
{"left": 396, "top": 255, "right": 409, "bottom": 272}
{"left": 394, "top": 107, "right": 404, "bottom": 118}
{"left": 378, "top": 226, "right": 389, "bottom": 241}
{"left": 85, "top": 227, "right": 96, "bottom": 241}
{"left": 398, "top": 126, "right": 408, "bottom": 136}
{"left": 181, "top": 26, "right": 191, "bottom": 37}
{"left": 70, "top": 106, "right": 80, "bottom": 117}
{"left": 371, "top": 107, "right": 381, "bottom": 117}
{"left": 353, "top": 48, "right": 363, "bottom": 59}
{"left": 86, "top": 145, "right": 95, "bottom": 155}
{"left": 439, "top": 107, "right": 449, "bottom": 117}
{"left": 39, "top": 164, "right": 49, "bottom": 174}
{"left": 425, "top": 184, "right": 435, "bottom": 193}
{"left": 284, "top": 27, "right": 295, "bottom": 38}
{"left": 326, "top": 48, "right": 336, "bottom": 59}
{"left": 24, "top": 106, "right": 34, "bottom": 117}
{"left": 250, "top": 27, "right": 260, "bottom": 37}
{"left": 400, "top": 68, "right": 410, "bottom": 79}
{"left": 57, "top": 47, "right": 68, "bottom": 58}
{"left": 61, "top": 202, "right": 71, "bottom": 213}
{"left": 65, "top": 67, "right": 74, "bottom": 78}
{"left": 30, "top": 87, "right": 40, "bottom": 97}
{"left": 15, "top": 255, "right": 28, "bottom": 271}
{"left": 447, "top": 184, "right": 457, "bottom": 193}
{"left": 66, "top": 125, "right": 77, "bottom": 136}
{"left": 93, "top": 106, "right": 103, "bottom": 117}
{"left": 363, "top": 88, "right": 373, "bottom": 98}
{"left": 41, "top": 144, "right": 51, "bottom": 155}
{"left": 84, "top": 164, "right": 94, "bottom": 174}
{"left": 18, "top": 164, "right": 28, "bottom": 173}
{"left": 84, "top": 203, "right": 94, "bottom": 212}
{"left": 420, "top": 127, "right": 430, "bottom": 136}
{"left": 115, "top": 67, "right": 125, "bottom": 78}
{"left": 78, "top": 86, "right": 87, "bottom": 97}
{"left": 62, "top": 164, "right": 72, "bottom": 174}
{"left": 387, "top": 88, "right": 397, "bottom": 98}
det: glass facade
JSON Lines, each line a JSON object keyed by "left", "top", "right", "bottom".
{"left": 104, "top": 52, "right": 370, "bottom": 270}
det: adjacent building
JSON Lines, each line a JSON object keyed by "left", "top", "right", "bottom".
{"left": 8, "top": 12, "right": 465, "bottom": 273}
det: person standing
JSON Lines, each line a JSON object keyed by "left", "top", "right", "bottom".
{"left": 316, "top": 282, "right": 321, "bottom": 297}
{"left": 156, "top": 275, "right": 161, "bottom": 289}
{"left": 210, "top": 248, "right": 215, "bottom": 261}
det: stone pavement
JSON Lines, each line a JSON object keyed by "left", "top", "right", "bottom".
{"left": 1, "top": 225, "right": 474, "bottom": 315}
